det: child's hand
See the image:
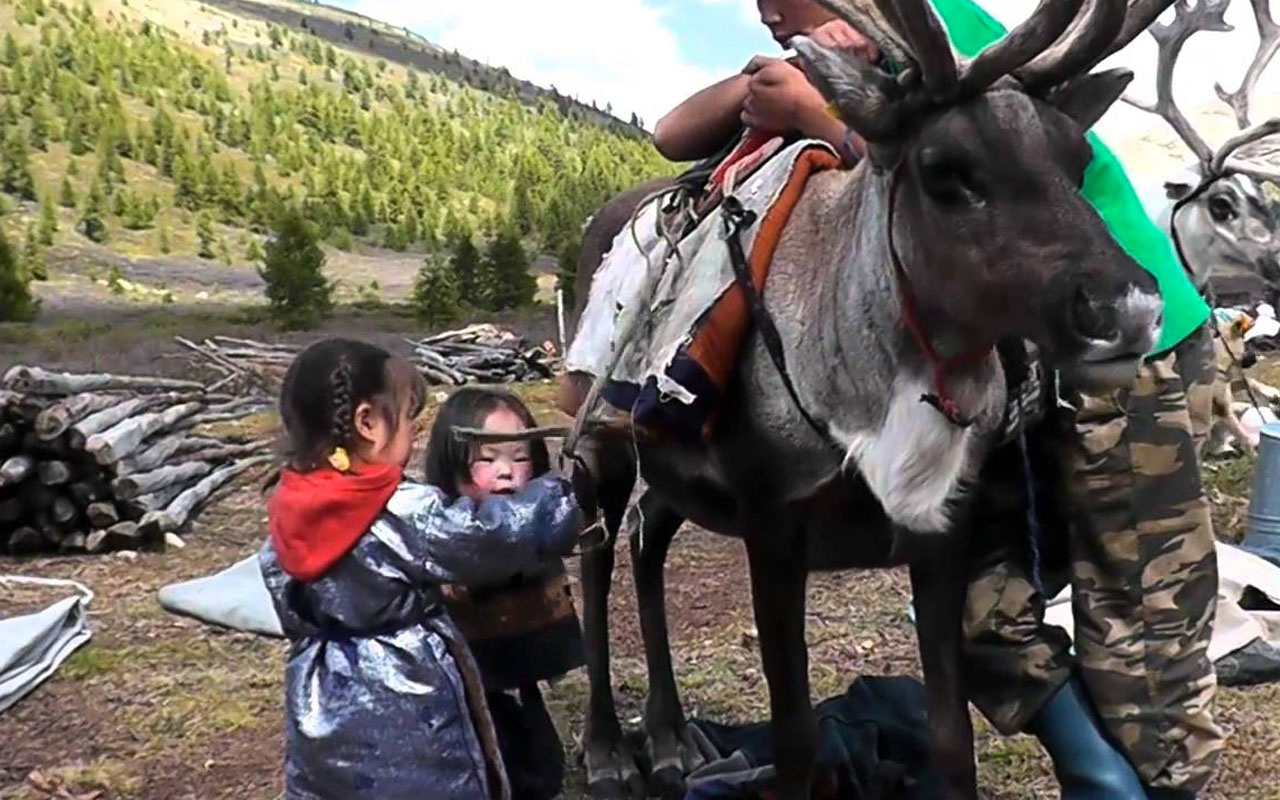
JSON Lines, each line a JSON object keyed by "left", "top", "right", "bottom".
{"left": 557, "top": 450, "right": 599, "bottom": 523}
{"left": 741, "top": 59, "right": 825, "bottom": 135}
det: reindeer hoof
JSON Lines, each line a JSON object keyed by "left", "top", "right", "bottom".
{"left": 646, "top": 725, "right": 708, "bottom": 799}
{"left": 585, "top": 743, "right": 646, "bottom": 800}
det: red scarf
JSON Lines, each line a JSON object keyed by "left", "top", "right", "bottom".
{"left": 268, "top": 464, "right": 403, "bottom": 581}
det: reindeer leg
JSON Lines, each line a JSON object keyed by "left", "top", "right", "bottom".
{"left": 745, "top": 519, "right": 814, "bottom": 800}
{"left": 580, "top": 440, "right": 646, "bottom": 800}
{"left": 628, "top": 492, "right": 703, "bottom": 799}
{"left": 909, "top": 531, "right": 979, "bottom": 800}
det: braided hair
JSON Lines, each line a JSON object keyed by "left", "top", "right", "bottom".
{"left": 277, "top": 338, "right": 426, "bottom": 472}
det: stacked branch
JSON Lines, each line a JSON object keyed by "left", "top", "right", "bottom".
{"left": 0, "top": 366, "right": 272, "bottom": 556}
{"left": 179, "top": 325, "right": 557, "bottom": 391}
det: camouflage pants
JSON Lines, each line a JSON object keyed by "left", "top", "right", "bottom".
{"left": 964, "top": 325, "right": 1224, "bottom": 791}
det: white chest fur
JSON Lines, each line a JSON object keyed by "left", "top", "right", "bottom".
{"left": 840, "top": 378, "right": 980, "bottom": 533}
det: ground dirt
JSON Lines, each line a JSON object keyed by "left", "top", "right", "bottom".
{"left": 2, "top": 288, "right": 1280, "bottom": 799}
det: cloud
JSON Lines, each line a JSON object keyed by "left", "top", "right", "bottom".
{"left": 340, "top": 0, "right": 719, "bottom": 128}
{"left": 697, "top": 0, "right": 760, "bottom": 26}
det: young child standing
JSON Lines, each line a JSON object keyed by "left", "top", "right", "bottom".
{"left": 259, "top": 339, "right": 582, "bottom": 800}
{"left": 426, "top": 387, "right": 586, "bottom": 800}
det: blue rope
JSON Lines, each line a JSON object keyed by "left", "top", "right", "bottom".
{"left": 1017, "top": 428, "right": 1046, "bottom": 597}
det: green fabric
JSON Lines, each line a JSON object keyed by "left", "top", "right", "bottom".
{"left": 928, "top": 0, "right": 1209, "bottom": 354}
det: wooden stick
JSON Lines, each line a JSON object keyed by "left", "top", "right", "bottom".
{"left": 0, "top": 423, "right": 18, "bottom": 454}
{"left": 451, "top": 418, "right": 621, "bottom": 444}
{"left": 182, "top": 439, "right": 273, "bottom": 465}
{"left": 35, "top": 393, "right": 126, "bottom": 440}
{"left": 116, "top": 433, "right": 209, "bottom": 476}
{"left": 188, "top": 406, "right": 271, "bottom": 426}
{"left": 86, "top": 401, "right": 205, "bottom": 465}
{"left": 51, "top": 496, "right": 78, "bottom": 529}
{"left": 3, "top": 365, "right": 204, "bottom": 395}
{"left": 135, "top": 476, "right": 203, "bottom": 513}
{"left": 112, "top": 461, "right": 213, "bottom": 501}
{"left": 138, "top": 455, "right": 273, "bottom": 538}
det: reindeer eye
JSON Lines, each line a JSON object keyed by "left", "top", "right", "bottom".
{"left": 1208, "top": 196, "right": 1236, "bottom": 223}
{"left": 918, "top": 148, "right": 982, "bottom": 207}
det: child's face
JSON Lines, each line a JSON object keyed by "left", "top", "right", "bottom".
{"left": 756, "top": 0, "right": 835, "bottom": 46}
{"left": 459, "top": 407, "right": 533, "bottom": 501}
{"left": 352, "top": 395, "right": 417, "bottom": 468}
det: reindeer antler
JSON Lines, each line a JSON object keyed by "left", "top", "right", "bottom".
{"left": 1214, "top": 0, "right": 1279, "bottom": 128}
{"left": 1015, "top": 0, "right": 1128, "bottom": 90}
{"left": 1122, "top": 0, "right": 1233, "bottom": 169}
{"left": 804, "top": 0, "right": 1181, "bottom": 141}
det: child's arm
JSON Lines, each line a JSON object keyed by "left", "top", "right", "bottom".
{"left": 389, "top": 475, "right": 582, "bottom": 586}
{"left": 652, "top": 72, "right": 752, "bottom": 162}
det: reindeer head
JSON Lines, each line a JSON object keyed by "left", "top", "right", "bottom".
{"left": 1125, "top": 0, "right": 1280, "bottom": 294}
{"left": 795, "top": 0, "right": 1173, "bottom": 385}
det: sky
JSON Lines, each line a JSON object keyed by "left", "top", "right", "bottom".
{"left": 331, "top": 0, "right": 1278, "bottom": 140}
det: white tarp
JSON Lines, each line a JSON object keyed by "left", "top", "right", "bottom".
{"left": 157, "top": 552, "right": 283, "bottom": 638}
{"left": 0, "top": 576, "right": 93, "bottom": 715}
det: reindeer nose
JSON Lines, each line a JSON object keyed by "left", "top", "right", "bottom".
{"left": 1070, "top": 280, "right": 1117, "bottom": 342}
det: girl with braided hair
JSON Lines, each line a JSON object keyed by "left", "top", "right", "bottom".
{"left": 259, "top": 338, "right": 584, "bottom": 799}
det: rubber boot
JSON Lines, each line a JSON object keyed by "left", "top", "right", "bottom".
{"left": 1026, "top": 677, "right": 1147, "bottom": 800}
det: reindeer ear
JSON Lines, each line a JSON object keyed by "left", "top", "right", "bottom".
{"left": 792, "top": 34, "right": 906, "bottom": 164}
{"left": 1045, "top": 68, "right": 1134, "bottom": 130}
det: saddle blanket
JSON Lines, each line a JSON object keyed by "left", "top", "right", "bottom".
{"left": 565, "top": 139, "right": 841, "bottom": 438}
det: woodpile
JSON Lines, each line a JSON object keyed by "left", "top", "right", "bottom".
{"left": 178, "top": 325, "right": 557, "bottom": 392}
{"left": 0, "top": 366, "right": 273, "bottom": 556}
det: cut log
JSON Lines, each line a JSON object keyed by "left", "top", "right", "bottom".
{"left": 138, "top": 455, "right": 272, "bottom": 538}
{"left": 112, "top": 461, "right": 213, "bottom": 501}
{"left": 0, "top": 455, "right": 35, "bottom": 489}
{"left": 68, "top": 480, "right": 107, "bottom": 506}
{"left": 86, "top": 501, "right": 121, "bottom": 528}
{"left": 3, "top": 365, "right": 204, "bottom": 395}
{"left": 135, "top": 477, "right": 201, "bottom": 513}
{"left": 182, "top": 439, "right": 273, "bottom": 465}
{"left": 115, "top": 434, "right": 212, "bottom": 475}
{"left": 86, "top": 402, "right": 205, "bottom": 465}
{"left": 8, "top": 526, "right": 42, "bottom": 555}
{"left": 0, "top": 423, "right": 18, "bottom": 454}
{"left": 59, "top": 531, "right": 87, "bottom": 553}
{"left": 38, "top": 460, "right": 73, "bottom": 486}
{"left": 35, "top": 392, "right": 127, "bottom": 440}
{"left": 189, "top": 406, "right": 270, "bottom": 426}
{"left": 68, "top": 397, "right": 151, "bottom": 449}
{"left": 51, "top": 496, "right": 78, "bottom": 529}
{"left": 0, "top": 494, "right": 24, "bottom": 522}
{"left": 38, "top": 521, "right": 64, "bottom": 548}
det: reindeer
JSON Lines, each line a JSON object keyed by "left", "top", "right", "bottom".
{"left": 1125, "top": 0, "right": 1280, "bottom": 297}
{"left": 1122, "top": 0, "right": 1280, "bottom": 454}
{"left": 566, "top": 2, "right": 1178, "bottom": 798}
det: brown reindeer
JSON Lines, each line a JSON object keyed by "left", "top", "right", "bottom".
{"left": 563, "top": 1, "right": 1180, "bottom": 798}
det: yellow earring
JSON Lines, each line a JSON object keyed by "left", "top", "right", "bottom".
{"left": 328, "top": 447, "right": 351, "bottom": 473}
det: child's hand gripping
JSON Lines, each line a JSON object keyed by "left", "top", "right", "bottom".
{"left": 557, "top": 448, "right": 605, "bottom": 554}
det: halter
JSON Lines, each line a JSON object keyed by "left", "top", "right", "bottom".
{"left": 720, "top": 161, "right": 994, "bottom": 456}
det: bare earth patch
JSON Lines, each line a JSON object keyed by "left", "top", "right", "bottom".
{"left": 2, "top": 323, "right": 1279, "bottom": 798}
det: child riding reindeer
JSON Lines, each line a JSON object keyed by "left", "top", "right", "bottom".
{"left": 557, "top": 0, "right": 1229, "bottom": 799}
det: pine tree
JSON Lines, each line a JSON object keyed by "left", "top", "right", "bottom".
{"left": 481, "top": 227, "right": 534, "bottom": 310}
{"left": 0, "top": 228, "right": 39, "bottom": 322}
{"left": 66, "top": 117, "right": 88, "bottom": 156}
{"left": 0, "top": 129, "right": 37, "bottom": 201}
{"left": 59, "top": 176, "right": 76, "bottom": 208}
{"left": 22, "top": 222, "right": 46, "bottom": 281}
{"left": 259, "top": 204, "right": 333, "bottom": 329}
{"left": 79, "top": 180, "right": 107, "bottom": 244}
{"left": 556, "top": 235, "right": 580, "bottom": 310}
{"left": 448, "top": 227, "right": 481, "bottom": 306}
{"left": 38, "top": 192, "right": 57, "bottom": 245}
{"left": 196, "top": 212, "right": 216, "bottom": 259}
{"left": 245, "top": 237, "right": 263, "bottom": 262}
{"left": 29, "top": 104, "right": 49, "bottom": 151}
{"left": 411, "top": 255, "right": 460, "bottom": 325}
{"left": 1, "top": 33, "right": 18, "bottom": 68}
{"left": 158, "top": 221, "right": 171, "bottom": 254}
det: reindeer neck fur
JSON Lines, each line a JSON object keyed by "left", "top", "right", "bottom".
{"left": 728, "top": 164, "right": 1008, "bottom": 533}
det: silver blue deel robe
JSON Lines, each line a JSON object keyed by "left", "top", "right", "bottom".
{"left": 259, "top": 475, "right": 582, "bottom": 800}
